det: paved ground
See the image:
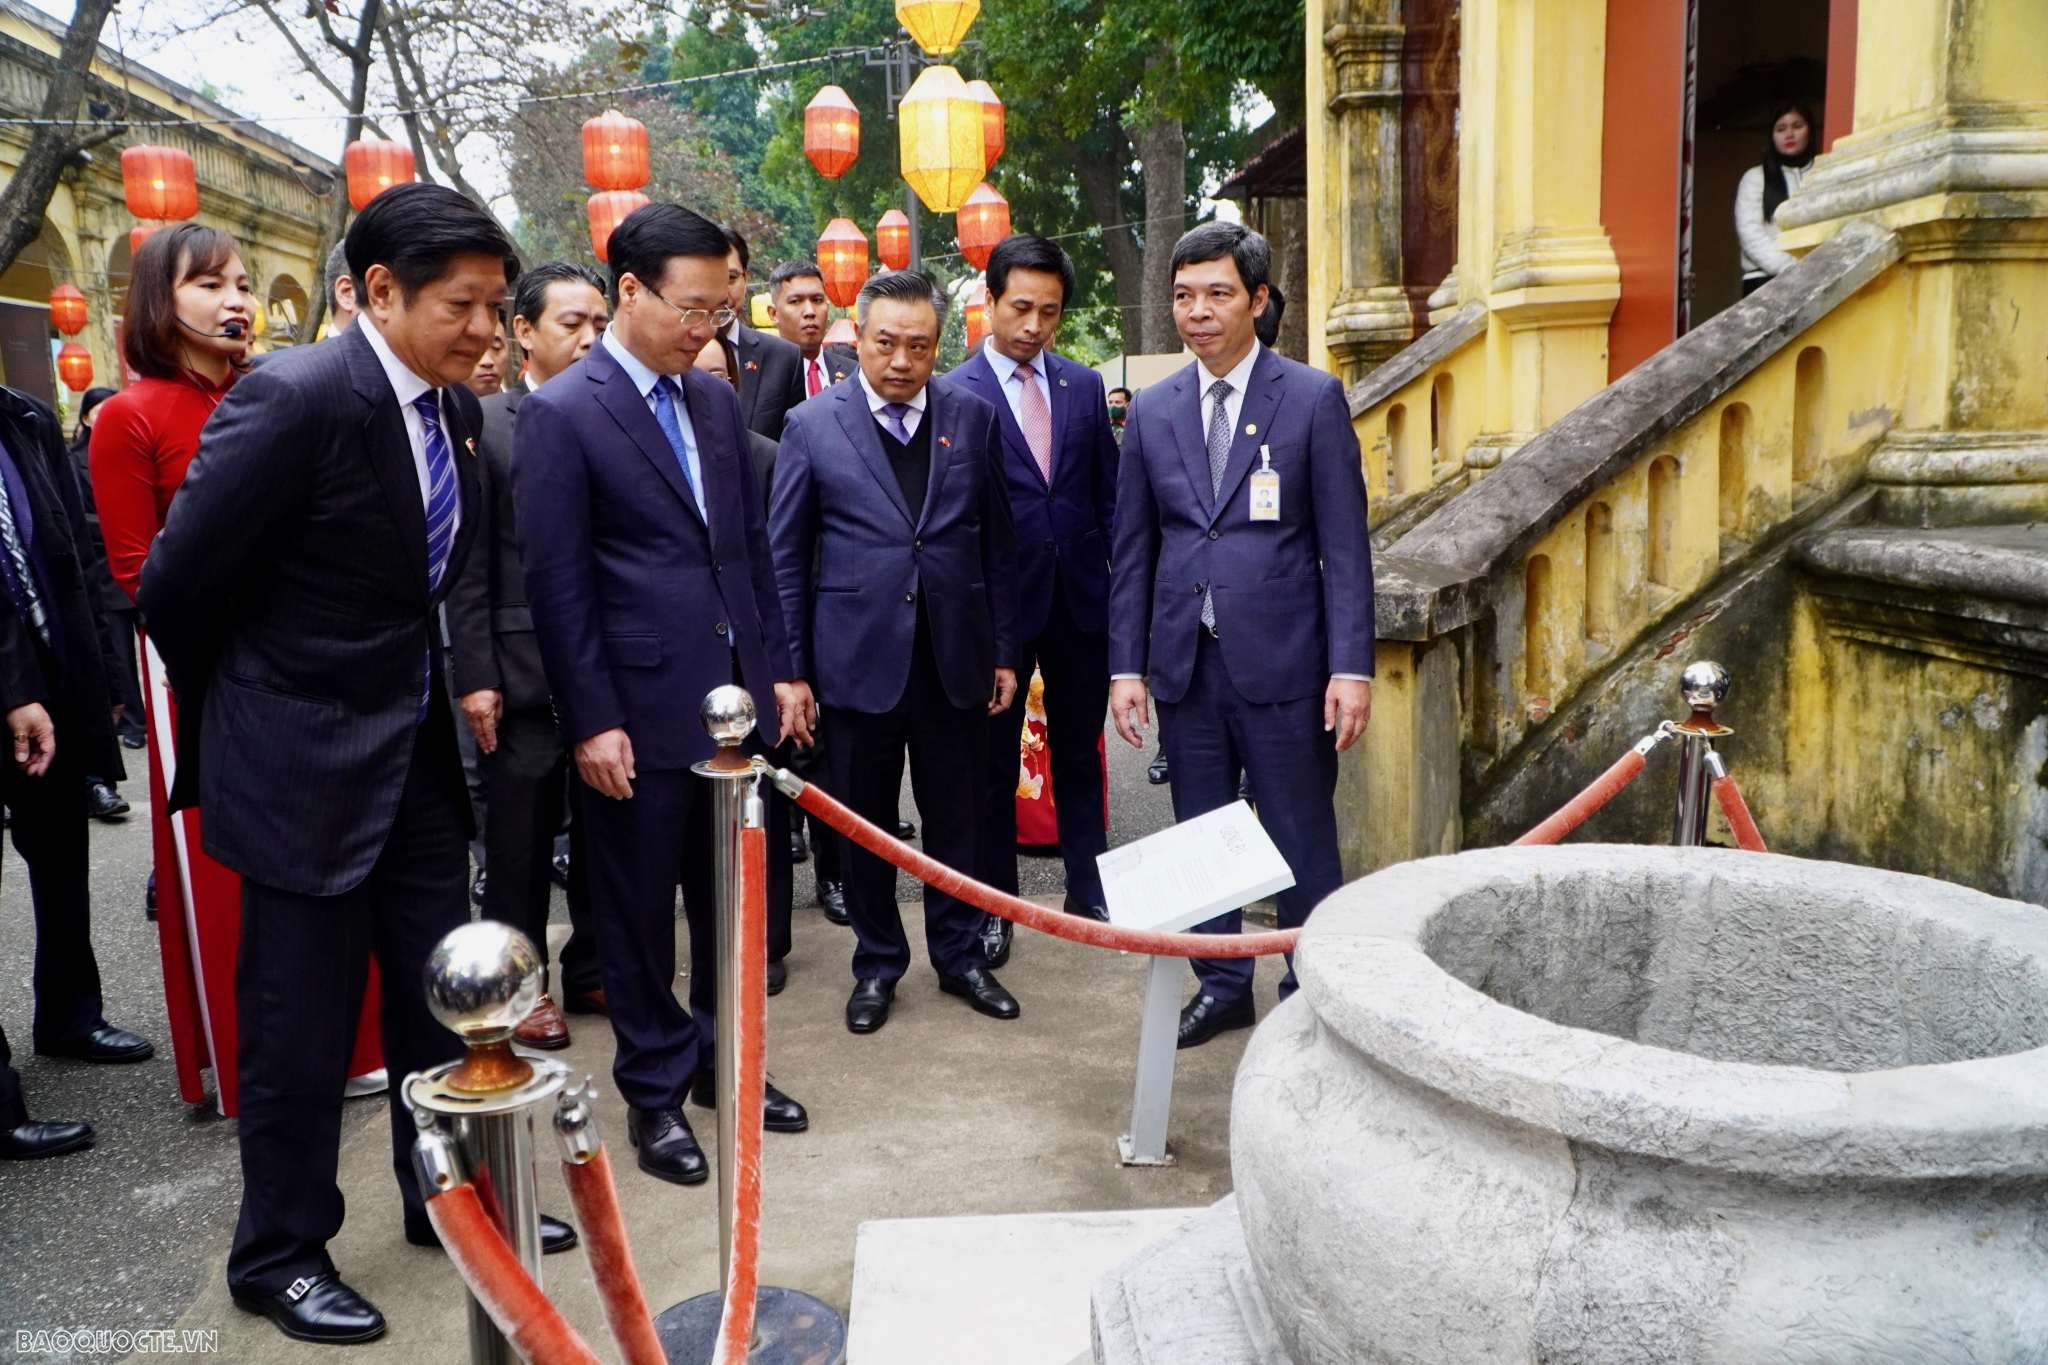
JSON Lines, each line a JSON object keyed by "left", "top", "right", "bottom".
{"left": 0, "top": 721, "right": 1282, "bottom": 1364}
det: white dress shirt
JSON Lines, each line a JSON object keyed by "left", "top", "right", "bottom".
{"left": 980, "top": 338, "right": 1053, "bottom": 432}
{"left": 357, "top": 313, "right": 460, "bottom": 540}
{"left": 857, "top": 369, "right": 927, "bottom": 440}
{"left": 602, "top": 326, "right": 706, "bottom": 521}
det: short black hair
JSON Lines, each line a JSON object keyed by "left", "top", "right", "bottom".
{"left": 322, "top": 240, "right": 352, "bottom": 312}
{"left": 1169, "top": 220, "right": 1271, "bottom": 295}
{"left": 768, "top": 260, "right": 825, "bottom": 296}
{"left": 345, "top": 182, "right": 519, "bottom": 304}
{"left": 855, "top": 269, "right": 946, "bottom": 327}
{"left": 1107, "top": 386, "right": 1132, "bottom": 402}
{"left": 513, "top": 260, "right": 607, "bottom": 326}
{"left": 1254, "top": 282, "right": 1286, "bottom": 348}
{"left": 721, "top": 224, "right": 750, "bottom": 273}
{"left": 985, "top": 234, "right": 1075, "bottom": 309}
{"left": 608, "top": 203, "right": 729, "bottom": 301}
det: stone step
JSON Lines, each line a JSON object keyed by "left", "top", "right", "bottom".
{"left": 1090, "top": 1196, "right": 1297, "bottom": 1365}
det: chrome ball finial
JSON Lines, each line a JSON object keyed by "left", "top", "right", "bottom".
{"left": 1680, "top": 660, "right": 1731, "bottom": 711}
{"left": 700, "top": 684, "right": 757, "bottom": 748}
{"left": 423, "top": 921, "right": 543, "bottom": 1045}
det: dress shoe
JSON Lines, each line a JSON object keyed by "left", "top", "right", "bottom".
{"left": 845, "top": 978, "right": 895, "bottom": 1033}
{"left": 627, "top": 1106, "right": 709, "bottom": 1185}
{"left": 469, "top": 869, "right": 488, "bottom": 907}
{"left": 144, "top": 870, "right": 157, "bottom": 922}
{"left": 87, "top": 780, "right": 129, "bottom": 821}
{"left": 406, "top": 1213, "right": 578, "bottom": 1255}
{"left": 789, "top": 824, "right": 811, "bottom": 864}
{"left": 1147, "top": 753, "right": 1170, "bottom": 785}
{"left": 1062, "top": 892, "right": 1110, "bottom": 922}
{"left": 550, "top": 848, "right": 571, "bottom": 888}
{"left": 895, "top": 816, "right": 917, "bottom": 840}
{"left": 766, "top": 959, "right": 787, "bottom": 996}
{"left": 688, "top": 1070, "right": 809, "bottom": 1133}
{"left": 0, "top": 1117, "right": 94, "bottom": 1160}
{"left": 1176, "top": 993, "right": 1256, "bottom": 1049}
{"left": 512, "top": 994, "right": 570, "bottom": 1050}
{"left": 36, "top": 1024, "right": 153, "bottom": 1064}
{"left": 937, "top": 965, "right": 1020, "bottom": 1021}
{"left": 231, "top": 1273, "right": 386, "bottom": 1345}
{"left": 817, "top": 879, "right": 849, "bottom": 925}
{"left": 119, "top": 727, "right": 147, "bottom": 750}
{"left": 978, "top": 912, "right": 1012, "bottom": 967}
{"left": 563, "top": 988, "right": 608, "bottom": 1016}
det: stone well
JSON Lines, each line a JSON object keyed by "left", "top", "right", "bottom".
{"left": 1231, "top": 845, "right": 2048, "bottom": 1364}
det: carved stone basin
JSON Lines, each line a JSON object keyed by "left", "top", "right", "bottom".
{"left": 1231, "top": 845, "right": 2048, "bottom": 1364}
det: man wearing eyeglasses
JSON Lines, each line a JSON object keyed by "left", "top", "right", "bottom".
{"left": 512, "top": 202, "right": 818, "bottom": 1189}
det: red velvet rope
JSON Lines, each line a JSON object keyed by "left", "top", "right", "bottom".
{"left": 424, "top": 1185, "right": 605, "bottom": 1365}
{"left": 786, "top": 774, "right": 1301, "bottom": 958}
{"left": 1712, "top": 775, "right": 1768, "bottom": 852}
{"left": 713, "top": 824, "right": 769, "bottom": 1365}
{"left": 1512, "top": 749, "right": 1649, "bottom": 846}
{"left": 561, "top": 1148, "right": 665, "bottom": 1365}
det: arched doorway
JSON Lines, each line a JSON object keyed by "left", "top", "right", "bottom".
{"left": 266, "top": 272, "right": 308, "bottom": 349}
{"left": 0, "top": 221, "right": 79, "bottom": 407}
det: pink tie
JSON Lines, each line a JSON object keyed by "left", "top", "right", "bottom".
{"left": 807, "top": 357, "right": 823, "bottom": 398}
{"left": 1017, "top": 361, "right": 1053, "bottom": 483}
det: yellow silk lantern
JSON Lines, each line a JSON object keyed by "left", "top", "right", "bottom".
{"left": 897, "top": 0, "right": 980, "bottom": 55}
{"left": 749, "top": 291, "right": 773, "bottom": 328}
{"left": 898, "top": 65, "right": 985, "bottom": 214}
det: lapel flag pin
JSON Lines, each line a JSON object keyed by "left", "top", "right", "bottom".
{"left": 939, "top": 435, "right": 952, "bottom": 447}
{"left": 745, "top": 360, "right": 759, "bottom": 372}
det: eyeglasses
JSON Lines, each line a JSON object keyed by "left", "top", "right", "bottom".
{"left": 643, "top": 288, "right": 736, "bottom": 331}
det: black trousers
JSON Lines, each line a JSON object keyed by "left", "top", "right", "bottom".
{"left": 786, "top": 730, "right": 841, "bottom": 885}
{"left": 828, "top": 621, "right": 986, "bottom": 983}
{"left": 226, "top": 725, "right": 470, "bottom": 1296}
{"left": 0, "top": 1023, "right": 20, "bottom": 1127}
{"left": 2, "top": 734, "right": 106, "bottom": 1046}
{"left": 106, "top": 606, "right": 146, "bottom": 739}
{"left": 480, "top": 707, "right": 599, "bottom": 997}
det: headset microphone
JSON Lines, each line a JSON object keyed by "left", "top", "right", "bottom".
{"left": 178, "top": 316, "right": 248, "bottom": 340}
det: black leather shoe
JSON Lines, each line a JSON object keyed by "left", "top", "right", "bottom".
{"left": 87, "top": 780, "right": 129, "bottom": 821}
{"left": 145, "top": 870, "right": 157, "bottom": 922}
{"left": 846, "top": 978, "right": 894, "bottom": 1033}
{"left": 937, "top": 965, "right": 1019, "bottom": 1020}
{"left": 627, "top": 1106, "right": 709, "bottom": 1185}
{"left": 767, "top": 959, "right": 787, "bottom": 996}
{"left": 469, "top": 869, "right": 487, "bottom": 907}
{"left": 406, "top": 1213, "right": 578, "bottom": 1255}
{"left": 1176, "top": 993, "right": 1256, "bottom": 1049}
{"left": 1062, "top": 893, "right": 1110, "bottom": 922}
{"left": 36, "top": 1025, "right": 153, "bottom": 1064}
{"left": 550, "top": 848, "right": 571, "bottom": 888}
{"left": 231, "top": 1273, "right": 386, "bottom": 1345}
{"left": 688, "top": 1070, "right": 809, "bottom": 1133}
{"left": 978, "top": 913, "right": 1012, "bottom": 967}
{"left": 562, "top": 988, "right": 607, "bottom": 1016}
{"left": 0, "top": 1117, "right": 94, "bottom": 1160}
{"left": 817, "top": 879, "right": 849, "bottom": 925}
{"left": 119, "top": 728, "right": 147, "bottom": 750}
{"left": 895, "top": 817, "right": 917, "bottom": 840}
{"left": 1147, "top": 754, "right": 1170, "bottom": 785}
{"left": 790, "top": 824, "right": 811, "bottom": 864}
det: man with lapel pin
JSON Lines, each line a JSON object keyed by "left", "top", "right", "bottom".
{"left": 946, "top": 234, "right": 1119, "bottom": 969}
{"left": 770, "top": 269, "right": 1021, "bottom": 1034}
{"left": 720, "top": 227, "right": 807, "bottom": 441}
{"left": 514, "top": 203, "right": 814, "bottom": 1190}
{"left": 1107, "top": 221, "right": 1374, "bottom": 1050}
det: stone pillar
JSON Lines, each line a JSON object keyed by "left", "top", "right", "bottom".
{"left": 1321, "top": 0, "right": 1414, "bottom": 384}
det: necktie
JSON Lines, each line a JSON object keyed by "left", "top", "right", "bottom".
{"left": 650, "top": 378, "right": 705, "bottom": 519}
{"left": 880, "top": 402, "right": 913, "bottom": 445}
{"left": 414, "top": 392, "right": 458, "bottom": 721}
{"left": 1017, "top": 361, "right": 1053, "bottom": 483}
{"left": 807, "top": 357, "right": 824, "bottom": 398}
{"left": 0, "top": 467, "right": 47, "bottom": 648}
{"left": 1201, "top": 379, "right": 1232, "bottom": 630}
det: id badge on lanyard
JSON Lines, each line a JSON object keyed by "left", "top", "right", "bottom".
{"left": 1248, "top": 443, "right": 1280, "bottom": 522}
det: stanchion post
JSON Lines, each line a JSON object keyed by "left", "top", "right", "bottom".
{"left": 1119, "top": 955, "right": 1183, "bottom": 1166}
{"left": 1670, "top": 661, "right": 1732, "bottom": 847}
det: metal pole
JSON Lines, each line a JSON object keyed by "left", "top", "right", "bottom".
{"left": 905, "top": 183, "right": 922, "bottom": 271}
{"left": 1118, "top": 955, "right": 1182, "bottom": 1166}
{"left": 707, "top": 757, "right": 764, "bottom": 1296}
{"left": 1670, "top": 660, "right": 1732, "bottom": 847}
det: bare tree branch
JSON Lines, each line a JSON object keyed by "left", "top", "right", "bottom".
{"left": 0, "top": 0, "right": 123, "bottom": 278}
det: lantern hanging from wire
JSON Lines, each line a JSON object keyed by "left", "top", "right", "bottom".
{"left": 586, "top": 190, "right": 650, "bottom": 264}
{"left": 581, "top": 109, "right": 651, "bottom": 191}
{"left": 964, "top": 80, "right": 1004, "bottom": 170}
{"left": 56, "top": 342, "right": 93, "bottom": 392}
{"left": 47, "top": 284, "right": 87, "bottom": 337}
{"left": 897, "top": 0, "right": 980, "bottom": 54}
{"left": 824, "top": 316, "right": 857, "bottom": 348}
{"left": 817, "top": 219, "right": 870, "bottom": 308}
{"left": 876, "top": 209, "right": 912, "bottom": 271}
{"left": 955, "top": 182, "right": 1010, "bottom": 270}
{"left": 129, "top": 224, "right": 161, "bottom": 257}
{"left": 120, "top": 145, "right": 198, "bottom": 221}
{"left": 899, "top": 65, "right": 985, "bottom": 214}
{"left": 963, "top": 278, "right": 988, "bottom": 350}
{"left": 803, "top": 86, "right": 861, "bottom": 180}
{"left": 345, "top": 136, "right": 416, "bottom": 211}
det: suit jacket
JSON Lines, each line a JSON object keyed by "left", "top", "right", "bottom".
{"left": 68, "top": 434, "right": 131, "bottom": 619}
{"left": 137, "top": 324, "right": 483, "bottom": 895}
{"left": 944, "top": 347, "right": 1118, "bottom": 639}
{"left": 768, "top": 380, "right": 1018, "bottom": 715}
{"left": 446, "top": 383, "right": 554, "bottom": 713}
{"left": 734, "top": 324, "right": 806, "bottom": 441}
{"left": 1107, "top": 346, "right": 1374, "bottom": 706}
{"left": 512, "top": 339, "right": 791, "bottom": 772}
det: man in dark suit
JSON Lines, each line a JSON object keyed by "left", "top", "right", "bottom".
{"left": 140, "top": 185, "right": 577, "bottom": 1345}
{"left": 947, "top": 235, "right": 1119, "bottom": 968}
{"left": 769, "top": 269, "right": 1021, "bottom": 1035}
{"left": 515, "top": 203, "right": 813, "bottom": 1189}
{"left": 766, "top": 260, "right": 857, "bottom": 400}
{"left": 447, "top": 261, "right": 610, "bottom": 1050}
{"left": 0, "top": 383, "right": 152, "bottom": 1160}
{"left": 1108, "top": 222, "right": 1374, "bottom": 1050}
{"left": 720, "top": 227, "right": 807, "bottom": 440}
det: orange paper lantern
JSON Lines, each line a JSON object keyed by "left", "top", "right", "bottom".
{"left": 803, "top": 86, "right": 861, "bottom": 180}
{"left": 587, "top": 190, "right": 650, "bottom": 264}
{"left": 876, "top": 209, "right": 913, "bottom": 271}
{"left": 344, "top": 137, "right": 416, "bottom": 211}
{"left": 581, "top": 109, "right": 650, "bottom": 191}
{"left": 955, "top": 182, "right": 1010, "bottom": 270}
{"left": 965, "top": 80, "right": 1004, "bottom": 170}
{"left": 48, "top": 284, "right": 87, "bottom": 337}
{"left": 824, "top": 317, "right": 857, "bottom": 348}
{"left": 817, "top": 218, "right": 870, "bottom": 309}
{"left": 56, "top": 342, "right": 93, "bottom": 392}
{"left": 121, "top": 145, "right": 198, "bottom": 221}
{"left": 963, "top": 278, "right": 988, "bottom": 350}
{"left": 129, "top": 223, "right": 161, "bottom": 257}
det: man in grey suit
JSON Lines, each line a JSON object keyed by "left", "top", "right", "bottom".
{"left": 447, "top": 261, "right": 611, "bottom": 1049}
{"left": 720, "top": 226, "right": 807, "bottom": 440}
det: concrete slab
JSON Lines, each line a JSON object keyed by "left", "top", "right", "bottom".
{"left": 847, "top": 1207, "right": 1203, "bottom": 1365}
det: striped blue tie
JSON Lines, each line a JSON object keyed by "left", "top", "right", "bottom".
{"left": 415, "top": 392, "right": 458, "bottom": 721}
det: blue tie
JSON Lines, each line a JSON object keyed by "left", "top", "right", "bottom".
{"left": 414, "top": 392, "right": 458, "bottom": 721}
{"left": 650, "top": 378, "right": 704, "bottom": 518}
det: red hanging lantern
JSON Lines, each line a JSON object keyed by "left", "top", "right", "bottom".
{"left": 803, "top": 86, "right": 861, "bottom": 180}
{"left": 344, "top": 136, "right": 416, "bottom": 211}
{"left": 964, "top": 278, "right": 988, "bottom": 350}
{"left": 823, "top": 316, "right": 857, "bottom": 348}
{"left": 56, "top": 342, "right": 93, "bottom": 392}
{"left": 876, "top": 209, "right": 912, "bottom": 271}
{"left": 955, "top": 182, "right": 1010, "bottom": 270}
{"left": 581, "top": 109, "right": 650, "bottom": 191}
{"left": 817, "top": 218, "right": 870, "bottom": 308}
{"left": 121, "top": 145, "right": 198, "bottom": 221}
{"left": 965, "top": 79, "right": 1004, "bottom": 170}
{"left": 48, "top": 284, "right": 87, "bottom": 337}
{"left": 129, "top": 223, "right": 161, "bottom": 257}
{"left": 587, "top": 190, "right": 651, "bottom": 265}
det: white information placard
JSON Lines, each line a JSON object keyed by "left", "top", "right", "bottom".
{"left": 1096, "top": 801, "right": 1296, "bottom": 935}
